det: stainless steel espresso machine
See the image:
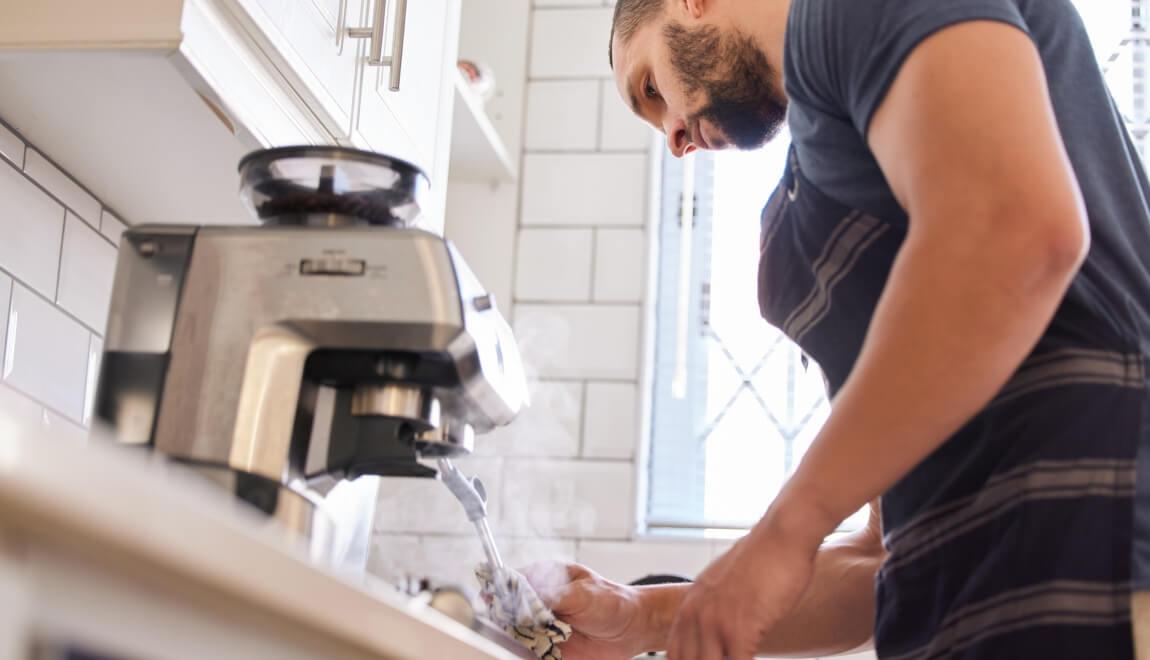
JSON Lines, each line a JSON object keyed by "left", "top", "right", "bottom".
{"left": 93, "top": 146, "right": 528, "bottom": 574}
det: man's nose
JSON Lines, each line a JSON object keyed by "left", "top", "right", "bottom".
{"left": 663, "top": 118, "right": 695, "bottom": 158}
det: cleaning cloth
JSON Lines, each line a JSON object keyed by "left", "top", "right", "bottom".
{"left": 475, "top": 562, "right": 573, "bottom": 659}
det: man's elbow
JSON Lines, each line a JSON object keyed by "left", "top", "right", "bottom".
{"left": 998, "top": 199, "right": 1090, "bottom": 290}
{"left": 1042, "top": 203, "right": 1090, "bottom": 277}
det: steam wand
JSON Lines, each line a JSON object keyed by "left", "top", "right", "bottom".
{"left": 437, "top": 458, "right": 506, "bottom": 571}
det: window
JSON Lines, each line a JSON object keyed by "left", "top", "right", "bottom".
{"left": 644, "top": 2, "right": 1149, "bottom": 537}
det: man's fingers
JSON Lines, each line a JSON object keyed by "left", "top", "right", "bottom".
{"left": 520, "top": 561, "right": 588, "bottom": 604}
{"left": 546, "top": 580, "right": 595, "bottom": 618}
{"left": 722, "top": 627, "right": 759, "bottom": 660}
{"left": 667, "top": 606, "right": 699, "bottom": 660}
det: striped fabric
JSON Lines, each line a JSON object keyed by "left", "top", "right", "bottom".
{"left": 758, "top": 146, "right": 1148, "bottom": 658}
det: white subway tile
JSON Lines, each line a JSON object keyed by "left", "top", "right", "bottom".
{"left": 521, "top": 153, "right": 647, "bottom": 226}
{"left": 43, "top": 407, "right": 89, "bottom": 444}
{"left": 100, "top": 210, "right": 128, "bottom": 247}
{"left": 583, "top": 382, "right": 638, "bottom": 459}
{"left": 480, "top": 380, "right": 582, "bottom": 458}
{"left": 3, "top": 285, "right": 90, "bottom": 422}
{"left": 373, "top": 457, "right": 504, "bottom": 536}
{"left": 710, "top": 539, "right": 738, "bottom": 559}
{"left": 23, "top": 150, "right": 101, "bottom": 226}
{"left": 502, "top": 538, "right": 577, "bottom": 571}
{"left": 0, "top": 164, "right": 65, "bottom": 297}
{"left": 0, "top": 382, "right": 44, "bottom": 441}
{"left": 416, "top": 536, "right": 489, "bottom": 588}
{"left": 515, "top": 228, "right": 594, "bottom": 302}
{"left": 514, "top": 304, "right": 641, "bottom": 380}
{"left": 84, "top": 335, "right": 103, "bottom": 427}
{"left": 577, "top": 539, "right": 713, "bottom": 584}
{"left": 366, "top": 534, "right": 424, "bottom": 585}
{"left": 530, "top": 8, "right": 613, "bottom": 79}
{"left": 525, "top": 81, "right": 600, "bottom": 151}
{"left": 57, "top": 214, "right": 117, "bottom": 332}
{"left": 600, "top": 81, "right": 655, "bottom": 151}
{"left": 0, "top": 272, "right": 10, "bottom": 376}
{"left": 593, "top": 228, "right": 647, "bottom": 302}
{"left": 501, "top": 459, "right": 634, "bottom": 539}
{"left": 445, "top": 183, "right": 519, "bottom": 314}
{"left": 0, "top": 123, "right": 24, "bottom": 168}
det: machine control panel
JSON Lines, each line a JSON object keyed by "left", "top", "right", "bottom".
{"left": 299, "top": 257, "right": 367, "bottom": 276}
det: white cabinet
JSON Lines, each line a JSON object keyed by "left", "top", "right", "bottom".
{"left": 237, "top": 0, "right": 366, "bottom": 139}
{"left": 352, "top": 0, "right": 462, "bottom": 226}
{"left": 0, "top": 0, "right": 460, "bottom": 232}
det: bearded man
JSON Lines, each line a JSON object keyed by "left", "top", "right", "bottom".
{"left": 526, "top": 0, "right": 1150, "bottom": 658}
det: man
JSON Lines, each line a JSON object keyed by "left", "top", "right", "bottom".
{"left": 524, "top": 0, "right": 1150, "bottom": 658}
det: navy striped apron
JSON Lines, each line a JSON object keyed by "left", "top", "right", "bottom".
{"left": 758, "top": 146, "right": 1149, "bottom": 658}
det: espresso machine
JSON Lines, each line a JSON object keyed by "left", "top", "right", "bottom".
{"left": 93, "top": 146, "right": 528, "bottom": 573}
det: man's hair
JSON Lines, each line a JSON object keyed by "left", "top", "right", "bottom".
{"left": 609, "top": 0, "right": 667, "bottom": 68}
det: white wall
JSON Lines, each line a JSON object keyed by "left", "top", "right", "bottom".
{"left": 0, "top": 118, "right": 122, "bottom": 446}
{"left": 374, "top": 0, "right": 741, "bottom": 593}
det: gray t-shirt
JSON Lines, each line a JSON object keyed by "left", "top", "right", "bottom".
{"left": 784, "top": 0, "right": 1150, "bottom": 354}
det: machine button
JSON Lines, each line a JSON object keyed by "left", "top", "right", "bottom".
{"left": 473, "top": 294, "right": 495, "bottom": 311}
{"left": 300, "top": 258, "right": 366, "bottom": 276}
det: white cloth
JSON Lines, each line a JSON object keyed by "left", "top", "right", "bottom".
{"left": 475, "top": 563, "right": 573, "bottom": 660}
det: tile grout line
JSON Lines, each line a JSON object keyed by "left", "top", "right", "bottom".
{"left": 53, "top": 209, "right": 67, "bottom": 303}
{"left": 588, "top": 226, "right": 599, "bottom": 301}
{"left": 595, "top": 79, "right": 606, "bottom": 151}
{"left": 524, "top": 147, "right": 648, "bottom": 156}
{"left": 1, "top": 276, "right": 13, "bottom": 377}
{"left": 578, "top": 380, "right": 590, "bottom": 458}
{"left": 0, "top": 265, "right": 105, "bottom": 337}
{"left": 2, "top": 117, "right": 123, "bottom": 229}
{"left": 507, "top": 3, "right": 546, "bottom": 322}
{"left": 515, "top": 299, "right": 641, "bottom": 308}
{"left": 1, "top": 154, "right": 116, "bottom": 248}
{"left": 1, "top": 373, "right": 89, "bottom": 431}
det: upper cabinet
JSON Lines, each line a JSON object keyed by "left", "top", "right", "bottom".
{"left": 236, "top": 0, "right": 366, "bottom": 140}
{"left": 352, "top": 0, "right": 461, "bottom": 224}
{"left": 0, "top": 0, "right": 460, "bottom": 233}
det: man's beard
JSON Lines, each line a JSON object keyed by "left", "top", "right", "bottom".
{"left": 664, "top": 22, "right": 787, "bottom": 150}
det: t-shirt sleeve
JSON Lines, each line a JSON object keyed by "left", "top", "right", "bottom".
{"left": 798, "top": 0, "right": 1031, "bottom": 137}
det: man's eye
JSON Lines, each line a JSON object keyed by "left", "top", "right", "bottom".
{"left": 644, "top": 79, "right": 659, "bottom": 99}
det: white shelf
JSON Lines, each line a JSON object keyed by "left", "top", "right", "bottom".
{"left": 449, "top": 69, "right": 516, "bottom": 183}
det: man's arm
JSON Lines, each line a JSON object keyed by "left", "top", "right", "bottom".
{"left": 753, "top": 500, "right": 885, "bottom": 657}
{"left": 530, "top": 501, "right": 885, "bottom": 658}
{"left": 666, "top": 21, "right": 1089, "bottom": 660}
{"left": 772, "top": 18, "right": 1089, "bottom": 549}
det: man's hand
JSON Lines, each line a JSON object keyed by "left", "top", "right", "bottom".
{"left": 666, "top": 503, "right": 822, "bottom": 660}
{"left": 521, "top": 562, "right": 652, "bottom": 659}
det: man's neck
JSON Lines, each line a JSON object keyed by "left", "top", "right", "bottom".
{"left": 743, "top": 0, "right": 793, "bottom": 91}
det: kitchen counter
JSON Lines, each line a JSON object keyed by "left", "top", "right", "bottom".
{"left": 0, "top": 416, "right": 524, "bottom": 659}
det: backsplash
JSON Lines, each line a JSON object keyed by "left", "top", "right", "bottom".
{"left": 368, "top": 0, "right": 730, "bottom": 593}
{"left": 0, "top": 117, "right": 123, "bottom": 444}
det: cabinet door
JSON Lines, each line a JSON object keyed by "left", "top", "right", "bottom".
{"left": 234, "top": 0, "right": 364, "bottom": 140}
{"left": 355, "top": 0, "right": 450, "bottom": 174}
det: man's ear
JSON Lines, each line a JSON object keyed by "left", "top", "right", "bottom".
{"left": 682, "top": 0, "right": 706, "bottom": 20}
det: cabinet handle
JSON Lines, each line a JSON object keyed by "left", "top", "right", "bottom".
{"left": 385, "top": 0, "right": 407, "bottom": 91}
{"left": 343, "top": 0, "right": 407, "bottom": 91}
{"left": 335, "top": 0, "right": 349, "bottom": 52}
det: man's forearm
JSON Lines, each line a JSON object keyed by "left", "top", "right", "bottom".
{"left": 634, "top": 525, "right": 885, "bottom": 656}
